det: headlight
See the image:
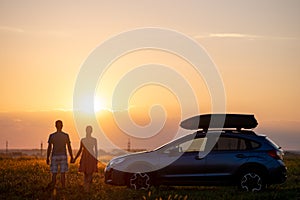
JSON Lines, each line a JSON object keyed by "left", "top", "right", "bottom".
{"left": 109, "top": 157, "right": 125, "bottom": 167}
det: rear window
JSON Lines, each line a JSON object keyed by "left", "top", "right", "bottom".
{"left": 265, "top": 137, "right": 280, "bottom": 149}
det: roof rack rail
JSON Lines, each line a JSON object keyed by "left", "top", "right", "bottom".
{"left": 223, "top": 129, "right": 257, "bottom": 135}
{"left": 195, "top": 129, "right": 257, "bottom": 136}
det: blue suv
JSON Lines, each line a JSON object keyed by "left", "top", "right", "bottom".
{"left": 104, "top": 114, "right": 287, "bottom": 191}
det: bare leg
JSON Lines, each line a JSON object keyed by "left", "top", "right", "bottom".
{"left": 83, "top": 173, "right": 87, "bottom": 191}
{"left": 47, "top": 173, "right": 57, "bottom": 189}
{"left": 84, "top": 173, "right": 92, "bottom": 192}
{"left": 61, "top": 172, "right": 66, "bottom": 188}
{"left": 52, "top": 173, "right": 57, "bottom": 186}
{"left": 86, "top": 173, "right": 93, "bottom": 191}
{"left": 87, "top": 173, "right": 93, "bottom": 184}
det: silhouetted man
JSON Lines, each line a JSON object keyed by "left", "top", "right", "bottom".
{"left": 46, "top": 120, "right": 74, "bottom": 189}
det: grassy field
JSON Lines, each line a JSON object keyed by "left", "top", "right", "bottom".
{"left": 0, "top": 153, "right": 299, "bottom": 200}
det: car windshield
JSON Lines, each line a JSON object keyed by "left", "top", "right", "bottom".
{"left": 152, "top": 134, "right": 196, "bottom": 152}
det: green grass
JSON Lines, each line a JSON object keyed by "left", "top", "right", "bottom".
{"left": 0, "top": 153, "right": 299, "bottom": 200}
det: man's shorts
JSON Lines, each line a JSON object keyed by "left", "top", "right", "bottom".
{"left": 50, "top": 155, "right": 68, "bottom": 173}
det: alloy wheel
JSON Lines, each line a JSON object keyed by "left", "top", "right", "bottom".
{"left": 129, "top": 173, "right": 150, "bottom": 190}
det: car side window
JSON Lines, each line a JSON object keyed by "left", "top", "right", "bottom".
{"left": 164, "top": 138, "right": 207, "bottom": 154}
{"left": 179, "top": 138, "right": 207, "bottom": 153}
{"left": 213, "top": 137, "right": 248, "bottom": 151}
{"left": 248, "top": 140, "right": 260, "bottom": 149}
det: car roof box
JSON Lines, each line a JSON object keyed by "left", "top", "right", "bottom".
{"left": 180, "top": 114, "right": 258, "bottom": 130}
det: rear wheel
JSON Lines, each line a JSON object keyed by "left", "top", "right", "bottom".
{"left": 129, "top": 173, "right": 151, "bottom": 190}
{"left": 239, "top": 170, "right": 265, "bottom": 192}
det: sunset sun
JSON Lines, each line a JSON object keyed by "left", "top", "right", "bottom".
{"left": 94, "top": 96, "right": 109, "bottom": 112}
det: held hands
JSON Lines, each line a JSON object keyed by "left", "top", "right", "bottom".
{"left": 46, "top": 158, "right": 50, "bottom": 165}
{"left": 70, "top": 157, "right": 76, "bottom": 163}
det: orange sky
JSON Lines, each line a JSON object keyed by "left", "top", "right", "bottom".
{"left": 0, "top": 1, "right": 299, "bottom": 150}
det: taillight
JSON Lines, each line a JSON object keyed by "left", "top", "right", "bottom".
{"left": 268, "top": 150, "right": 284, "bottom": 160}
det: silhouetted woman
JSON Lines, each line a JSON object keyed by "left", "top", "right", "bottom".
{"left": 73, "top": 125, "right": 98, "bottom": 191}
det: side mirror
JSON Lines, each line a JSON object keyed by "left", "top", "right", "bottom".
{"left": 195, "top": 152, "right": 206, "bottom": 160}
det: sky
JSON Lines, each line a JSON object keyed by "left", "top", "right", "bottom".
{"left": 0, "top": 0, "right": 299, "bottom": 151}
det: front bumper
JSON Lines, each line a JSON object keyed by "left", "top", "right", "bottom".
{"left": 104, "top": 167, "right": 128, "bottom": 186}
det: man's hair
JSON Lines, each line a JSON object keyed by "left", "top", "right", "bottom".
{"left": 55, "top": 120, "right": 63, "bottom": 129}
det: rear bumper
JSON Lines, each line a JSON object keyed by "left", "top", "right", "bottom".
{"left": 268, "top": 165, "right": 287, "bottom": 184}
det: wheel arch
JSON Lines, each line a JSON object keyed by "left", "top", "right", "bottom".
{"left": 235, "top": 162, "right": 268, "bottom": 181}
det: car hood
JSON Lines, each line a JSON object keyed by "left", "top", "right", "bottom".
{"left": 112, "top": 150, "right": 151, "bottom": 160}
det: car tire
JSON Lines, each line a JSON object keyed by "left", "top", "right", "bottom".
{"left": 129, "top": 172, "right": 151, "bottom": 190}
{"left": 239, "top": 169, "right": 266, "bottom": 192}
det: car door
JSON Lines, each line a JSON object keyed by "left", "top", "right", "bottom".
{"left": 158, "top": 137, "right": 208, "bottom": 184}
{"left": 205, "top": 136, "right": 250, "bottom": 183}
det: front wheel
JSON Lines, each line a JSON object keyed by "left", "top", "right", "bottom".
{"left": 239, "top": 170, "right": 265, "bottom": 192}
{"left": 129, "top": 173, "right": 151, "bottom": 190}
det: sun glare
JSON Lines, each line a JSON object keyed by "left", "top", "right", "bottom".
{"left": 94, "top": 96, "right": 108, "bottom": 112}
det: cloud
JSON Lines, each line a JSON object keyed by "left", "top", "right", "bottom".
{"left": 195, "top": 33, "right": 298, "bottom": 40}
{"left": 0, "top": 26, "right": 25, "bottom": 33}
{"left": 209, "top": 33, "right": 262, "bottom": 39}
{"left": 0, "top": 25, "right": 70, "bottom": 37}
